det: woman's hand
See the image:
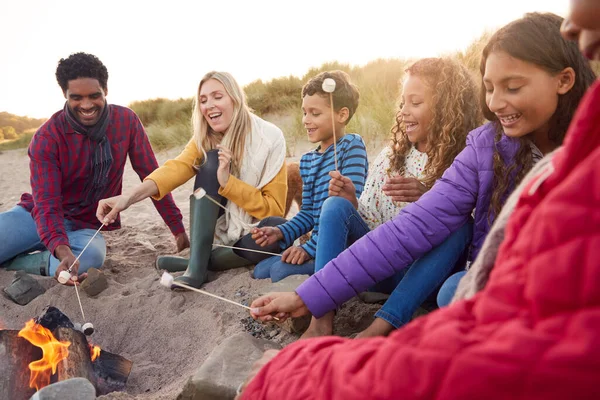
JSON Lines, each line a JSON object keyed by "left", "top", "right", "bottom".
{"left": 383, "top": 176, "right": 427, "bottom": 203}
{"left": 217, "top": 145, "right": 232, "bottom": 188}
{"left": 328, "top": 171, "right": 358, "bottom": 208}
{"left": 250, "top": 291, "right": 309, "bottom": 322}
{"left": 251, "top": 226, "right": 284, "bottom": 247}
{"left": 97, "top": 195, "right": 132, "bottom": 225}
{"left": 281, "top": 246, "right": 310, "bottom": 264}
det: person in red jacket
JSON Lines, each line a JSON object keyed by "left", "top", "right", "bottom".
{"left": 237, "top": 4, "right": 600, "bottom": 399}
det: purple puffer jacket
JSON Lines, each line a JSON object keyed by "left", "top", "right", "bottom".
{"left": 296, "top": 122, "right": 522, "bottom": 318}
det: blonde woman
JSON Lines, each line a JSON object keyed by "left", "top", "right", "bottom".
{"left": 97, "top": 71, "right": 287, "bottom": 288}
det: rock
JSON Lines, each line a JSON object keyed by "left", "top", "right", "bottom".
{"left": 29, "top": 378, "right": 95, "bottom": 400}
{"left": 177, "top": 332, "right": 281, "bottom": 400}
{"left": 3, "top": 271, "right": 46, "bottom": 305}
{"left": 79, "top": 268, "right": 108, "bottom": 297}
{"left": 267, "top": 275, "right": 311, "bottom": 334}
{"left": 358, "top": 291, "right": 390, "bottom": 304}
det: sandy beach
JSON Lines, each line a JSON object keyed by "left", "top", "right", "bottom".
{"left": 0, "top": 147, "right": 379, "bottom": 399}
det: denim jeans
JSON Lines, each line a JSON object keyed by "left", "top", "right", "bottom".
{"left": 0, "top": 206, "right": 106, "bottom": 276}
{"left": 252, "top": 196, "right": 370, "bottom": 282}
{"left": 374, "top": 221, "right": 473, "bottom": 328}
{"left": 436, "top": 270, "right": 467, "bottom": 307}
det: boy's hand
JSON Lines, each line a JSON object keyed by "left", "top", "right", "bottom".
{"left": 281, "top": 246, "right": 310, "bottom": 264}
{"left": 251, "top": 226, "right": 284, "bottom": 247}
{"left": 383, "top": 176, "right": 427, "bottom": 203}
{"left": 328, "top": 171, "right": 358, "bottom": 208}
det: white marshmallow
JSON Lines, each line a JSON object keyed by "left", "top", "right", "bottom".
{"left": 82, "top": 322, "right": 94, "bottom": 336}
{"left": 57, "top": 270, "right": 71, "bottom": 284}
{"left": 160, "top": 271, "right": 174, "bottom": 288}
{"left": 322, "top": 78, "right": 336, "bottom": 93}
{"left": 193, "top": 188, "right": 206, "bottom": 199}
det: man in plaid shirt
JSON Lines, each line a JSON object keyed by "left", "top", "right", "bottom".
{"left": 0, "top": 52, "right": 189, "bottom": 284}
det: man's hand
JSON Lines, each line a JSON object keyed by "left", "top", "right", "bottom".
{"left": 328, "top": 171, "right": 358, "bottom": 208}
{"left": 175, "top": 232, "right": 190, "bottom": 252}
{"left": 54, "top": 245, "right": 87, "bottom": 285}
{"left": 251, "top": 226, "right": 284, "bottom": 247}
{"left": 281, "top": 246, "right": 310, "bottom": 264}
{"left": 97, "top": 195, "right": 132, "bottom": 225}
{"left": 235, "top": 349, "right": 281, "bottom": 399}
{"left": 250, "top": 291, "right": 309, "bottom": 322}
{"left": 217, "top": 145, "right": 232, "bottom": 188}
{"left": 382, "top": 176, "right": 427, "bottom": 203}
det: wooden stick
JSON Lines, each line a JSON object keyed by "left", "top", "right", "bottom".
{"left": 68, "top": 223, "right": 104, "bottom": 273}
{"left": 212, "top": 243, "right": 281, "bottom": 257}
{"left": 194, "top": 190, "right": 253, "bottom": 229}
{"left": 171, "top": 280, "right": 279, "bottom": 321}
{"left": 53, "top": 327, "right": 98, "bottom": 390}
{"left": 329, "top": 92, "right": 338, "bottom": 171}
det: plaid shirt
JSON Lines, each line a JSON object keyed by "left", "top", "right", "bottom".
{"left": 18, "top": 104, "right": 185, "bottom": 254}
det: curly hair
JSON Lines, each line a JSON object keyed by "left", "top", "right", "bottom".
{"left": 55, "top": 52, "right": 109, "bottom": 93}
{"left": 301, "top": 70, "right": 360, "bottom": 125}
{"left": 482, "top": 12, "right": 596, "bottom": 219}
{"left": 388, "top": 57, "right": 482, "bottom": 188}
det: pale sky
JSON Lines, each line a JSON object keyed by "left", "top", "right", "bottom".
{"left": 0, "top": 0, "right": 568, "bottom": 119}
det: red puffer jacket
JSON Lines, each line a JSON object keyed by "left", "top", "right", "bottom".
{"left": 242, "top": 81, "right": 600, "bottom": 400}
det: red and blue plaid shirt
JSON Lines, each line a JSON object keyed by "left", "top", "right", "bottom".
{"left": 18, "top": 104, "right": 185, "bottom": 254}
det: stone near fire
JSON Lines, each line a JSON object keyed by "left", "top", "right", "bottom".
{"left": 268, "top": 275, "right": 312, "bottom": 334}
{"left": 177, "top": 332, "right": 281, "bottom": 400}
{"left": 29, "top": 377, "right": 95, "bottom": 400}
{"left": 3, "top": 270, "right": 46, "bottom": 305}
{"left": 79, "top": 268, "right": 108, "bottom": 297}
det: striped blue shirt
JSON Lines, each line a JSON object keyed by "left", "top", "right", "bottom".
{"left": 278, "top": 133, "right": 368, "bottom": 257}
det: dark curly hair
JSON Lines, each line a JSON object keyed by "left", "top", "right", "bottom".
{"left": 388, "top": 57, "right": 482, "bottom": 189}
{"left": 55, "top": 52, "right": 109, "bottom": 93}
{"left": 301, "top": 70, "right": 360, "bottom": 125}
{"left": 481, "top": 12, "right": 596, "bottom": 219}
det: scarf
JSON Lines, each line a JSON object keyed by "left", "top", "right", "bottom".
{"left": 64, "top": 101, "right": 113, "bottom": 207}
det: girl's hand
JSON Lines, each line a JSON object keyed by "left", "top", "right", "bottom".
{"left": 281, "top": 246, "right": 310, "bottom": 264}
{"left": 251, "top": 226, "right": 284, "bottom": 247}
{"left": 97, "top": 195, "right": 132, "bottom": 225}
{"left": 328, "top": 171, "right": 358, "bottom": 208}
{"left": 216, "top": 145, "right": 232, "bottom": 188}
{"left": 250, "top": 292, "right": 309, "bottom": 322}
{"left": 383, "top": 176, "right": 427, "bottom": 203}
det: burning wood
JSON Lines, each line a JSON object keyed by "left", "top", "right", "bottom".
{"left": 0, "top": 307, "right": 132, "bottom": 399}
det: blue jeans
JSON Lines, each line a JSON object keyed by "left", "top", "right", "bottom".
{"left": 0, "top": 206, "right": 106, "bottom": 276}
{"left": 252, "top": 196, "right": 370, "bottom": 282}
{"left": 374, "top": 221, "right": 473, "bottom": 328}
{"left": 437, "top": 270, "right": 467, "bottom": 307}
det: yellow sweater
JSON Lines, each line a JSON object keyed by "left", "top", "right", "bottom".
{"left": 145, "top": 139, "right": 287, "bottom": 220}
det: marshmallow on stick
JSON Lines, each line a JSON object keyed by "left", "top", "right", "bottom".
{"left": 321, "top": 78, "right": 338, "bottom": 171}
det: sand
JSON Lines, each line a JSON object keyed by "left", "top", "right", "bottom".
{"left": 0, "top": 147, "right": 380, "bottom": 399}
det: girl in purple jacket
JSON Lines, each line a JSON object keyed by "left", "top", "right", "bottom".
{"left": 300, "top": 57, "right": 482, "bottom": 339}
{"left": 249, "top": 13, "right": 596, "bottom": 335}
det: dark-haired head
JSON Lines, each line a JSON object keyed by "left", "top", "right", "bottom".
{"left": 301, "top": 70, "right": 360, "bottom": 125}
{"left": 55, "top": 52, "right": 109, "bottom": 94}
{"left": 482, "top": 12, "right": 596, "bottom": 220}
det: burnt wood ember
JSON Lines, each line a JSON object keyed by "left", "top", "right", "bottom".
{"left": 0, "top": 330, "right": 41, "bottom": 400}
{"left": 36, "top": 306, "right": 75, "bottom": 331}
{"left": 53, "top": 327, "right": 98, "bottom": 391}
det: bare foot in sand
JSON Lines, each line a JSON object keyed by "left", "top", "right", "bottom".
{"left": 355, "top": 317, "right": 395, "bottom": 338}
{"left": 300, "top": 311, "right": 334, "bottom": 339}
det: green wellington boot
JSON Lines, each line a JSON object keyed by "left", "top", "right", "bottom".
{"left": 156, "top": 194, "right": 199, "bottom": 273}
{"left": 4, "top": 251, "right": 51, "bottom": 276}
{"left": 166, "top": 194, "right": 221, "bottom": 289}
{"left": 209, "top": 246, "right": 252, "bottom": 271}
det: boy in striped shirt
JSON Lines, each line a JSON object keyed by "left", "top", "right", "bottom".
{"left": 251, "top": 71, "right": 368, "bottom": 282}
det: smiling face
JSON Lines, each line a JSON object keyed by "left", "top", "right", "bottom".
{"left": 483, "top": 51, "right": 571, "bottom": 147}
{"left": 302, "top": 94, "right": 344, "bottom": 150}
{"left": 199, "top": 78, "right": 235, "bottom": 133}
{"left": 64, "top": 78, "right": 107, "bottom": 126}
{"left": 400, "top": 74, "right": 433, "bottom": 152}
{"left": 561, "top": 0, "right": 600, "bottom": 61}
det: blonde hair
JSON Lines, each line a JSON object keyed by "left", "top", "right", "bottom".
{"left": 192, "top": 71, "right": 253, "bottom": 176}
{"left": 389, "top": 57, "right": 482, "bottom": 188}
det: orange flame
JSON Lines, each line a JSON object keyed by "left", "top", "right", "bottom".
{"left": 90, "top": 344, "right": 101, "bottom": 362}
{"left": 18, "top": 319, "right": 70, "bottom": 391}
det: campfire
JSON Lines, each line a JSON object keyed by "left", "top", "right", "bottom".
{"left": 0, "top": 307, "right": 132, "bottom": 400}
